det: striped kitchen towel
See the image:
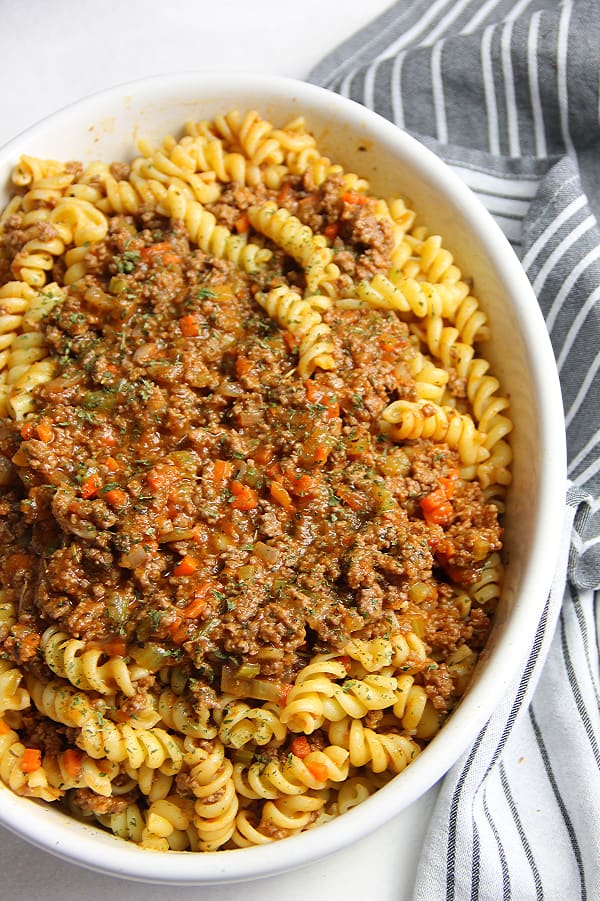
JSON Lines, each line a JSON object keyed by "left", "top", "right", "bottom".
{"left": 310, "top": 1, "right": 600, "bottom": 899}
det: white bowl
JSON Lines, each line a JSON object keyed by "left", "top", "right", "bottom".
{"left": 0, "top": 72, "right": 566, "bottom": 884}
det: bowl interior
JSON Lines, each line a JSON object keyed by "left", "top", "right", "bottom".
{"left": 0, "top": 73, "right": 566, "bottom": 884}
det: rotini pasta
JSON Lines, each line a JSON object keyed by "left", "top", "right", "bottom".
{"left": 0, "top": 107, "right": 510, "bottom": 854}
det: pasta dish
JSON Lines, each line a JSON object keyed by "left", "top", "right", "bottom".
{"left": 0, "top": 109, "right": 511, "bottom": 851}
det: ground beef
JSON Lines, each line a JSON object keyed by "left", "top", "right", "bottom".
{"left": 72, "top": 788, "right": 137, "bottom": 817}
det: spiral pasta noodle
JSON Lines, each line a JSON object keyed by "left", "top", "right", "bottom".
{"left": 0, "top": 721, "right": 60, "bottom": 802}
{"left": 255, "top": 285, "right": 336, "bottom": 377}
{"left": 380, "top": 398, "right": 489, "bottom": 467}
{"left": 41, "top": 626, "right": 149, "bottom": 697}
{"left": 248, "top": 201, "right": 338, "bottom": 294}
{"left": 328, "top": 719, "right": 421, "bottom": 774}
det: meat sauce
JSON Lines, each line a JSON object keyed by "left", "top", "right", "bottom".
{"left": 0, "top": 175, "right": 502, "bottom": 732}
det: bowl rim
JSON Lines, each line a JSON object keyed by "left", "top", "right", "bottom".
{"left": 0, "top": 70, "right": 567, "bottom": 884}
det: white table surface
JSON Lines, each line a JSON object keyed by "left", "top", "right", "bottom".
{"left": 0, "top": 2, "right": 442, "bottom": 898}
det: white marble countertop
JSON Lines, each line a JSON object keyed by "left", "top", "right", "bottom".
{"left": 0, "top": 2, "right": 441, "bottom": 898}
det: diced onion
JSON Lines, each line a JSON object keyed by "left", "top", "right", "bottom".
{"left": 252, "top": 541, "right": 279, "bottom": 565}
{"left": 120, "top": 543, "right": 149, "bottom": 567}
{"left": 221, "top": 665, "right": 282, "bottom": 702}
{"left": 130, "top": 643, "right": 174, "bottom": 671}
{"left": 158, "top": 529, "right": 196, "bottom": 543}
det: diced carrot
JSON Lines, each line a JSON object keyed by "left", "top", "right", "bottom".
{"left": 291, "top": 736, "right": 312, "bottom": 759}
{"left": 141, "top": 243, "right": 180, "bottom": 265}
{"left": 19, "top": 748, "right": 42, "bottom": 773}
{"left": 36, "top": 418, "right": 54, "bottom": 443}
{"left": 20, "top": 422, "right": 37, "bottom": 440}
{"left": 439, "top": 468, "right": 460, "bottom": 499}
{"left": 420, "top": 488, "right": 453, "bottom": 526}
{"left": 270, "top": 481, "right": 294, "bottom": 510}
{"left": 0, "top": 719, "right": 11, "bottom": 735}
{"left": 305, "top": 759, "right": 329, "bottom": 782}
{"left": 279, "top": 684, "right": 292, "bottom": 706}
{"left": 282, "top": 330, "right": 299, "bottom": 352}
{"left": 378, "top": 335, "right": 400, "bottom": 357}
{"left": 173, "top": 555, "right": 198, "bottom": 577}
{"left": 62, "top": 748, "right": 83, "bottom": 777}
{"left": 104, "top": 456, "right": 120, "bottom": 473}
{"left": 80, "top": 472, "right": 102, "bottom": 500}
{"left": 335, "top": 485, "right": 364, "bottom": 512}
{"left": 230, "top": 480, "right": 258, "bottom": 511}
{"left": 183, "top": 582, "right": 213, "bottom": 619}
{"left": 253, "top": 444, "right": 274, "bottom": 465}
{"left": 104, "top": 488, "right": 128, "bottom": 508}
{"left": 304, "top": 380, "right": 339, "bottom": 418}
{"left": 169, "top": 617, "right": 188, "bottom": 645}
{"left": 323, "top": 222, "right": 339, "bottom": 240}
{"left": 342, "top": 190, "right": 368, "bottom": 205}
{"left": 182, "top": 596, "right": 206, "bottom": 620}
{"left": 312, "top": 444, "right": 330, "bottom": 465}
{"left": 235, "top": 355, "right": 253, "bottom": 378}
{"left": 179, "top": 314, "right": 200, "bottom": 337}
{"left": 147, "top": 468, "right": 169, "bottom": 491}
{"left": 213, "top": 459, "right": 233, "bottom": 486}
{"left": 102, "top": 639, "right": 127, "bottom": 658}
{"left": 286, "top": 472, "right": 318, "bottom": 497}
{"left": 234, "top": 212, "right": 250, "bottom": 234}
{"left": 304, "top": 380, "right": 319, "bottom": 403}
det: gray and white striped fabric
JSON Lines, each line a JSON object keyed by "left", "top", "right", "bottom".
{"left": 310, "top": 2, "right": 599, "bottom": 898}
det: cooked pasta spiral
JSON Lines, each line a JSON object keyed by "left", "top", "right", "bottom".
{"left": 232, "top": 794, "right": 325, "bottom": 847}
{"left": 0, "top": 596, "right": 16, "bottom": 633}
{"left": 279, "top": 657, "right": 349, "bottom": 734}
{"left": 410, "top": 351, "right": 449, "bottom": 403}
{"left": 328, "top": 718, "right": 421, "bottom": 773}
{"left": 343, "top": 637, "right": 394, "bottom": 673}
{"left": 320, "top": 675, "right": 399, "bottom": 723}
{"left": 125, "top": 763, "right": 174, "bottom": 802}
{"left": 141, "top": 796, "right": 197, "bottom": 851}
{"left": 466, "top": 358, "right": 513, "bottom": 487}
{"left": 255, "top": 285, "right": 336, "bottom": 377}
{"left": 248, "top": 202, "right": 337, "bottom": 294}
{"left": 49, "top": 197, "right": 108, "bottom": 247}
{"left": 41, "top": 626, "right": 149, "bottom": 697}
{"left": 157, "top": 688, "right": 217, "bottom": 739}
{"left": 76, "top": 721, "right": 184, "bottom": 773}
{"left": 163, "top": 185, "right": 271, "bottom": 273}
{"left": 0, "top": 722, "right": 60, "bottom": 801}
{"left": 10, "top": 228, "right": 66, "bottom": 289}
{"left": 469, "top": 552, "right": 504, "bottom": 611}
{"left": 393, "top": 675, "right": 440, "bottom": 738}
{"left": 0, "top": 281, "right": 35, "bottom": 372}
{"left": 11, "top": 155, "right": 66, "bottom": 187}
{"left": 26, "top": 675, "right": 112, "bottom": 728}
{"left": 96, "top": 802, "right": 146, "bottom": 843}
{"left": 44, "top": 749, "right": 121, "bottom": 797}
{"left": 0, "top": 659, "right": 30, "bottom": 715}
{"left": 215, "top": 699, "right": 286, "bottom": 749}
{"left": 380, "top": 399, "right": 489, "bottom": 467}
{"left": 234, "top": 745, "right": 349, "bottom": 800}
{"left": 185, "top": 738, "right": 239, "bottom": 851}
